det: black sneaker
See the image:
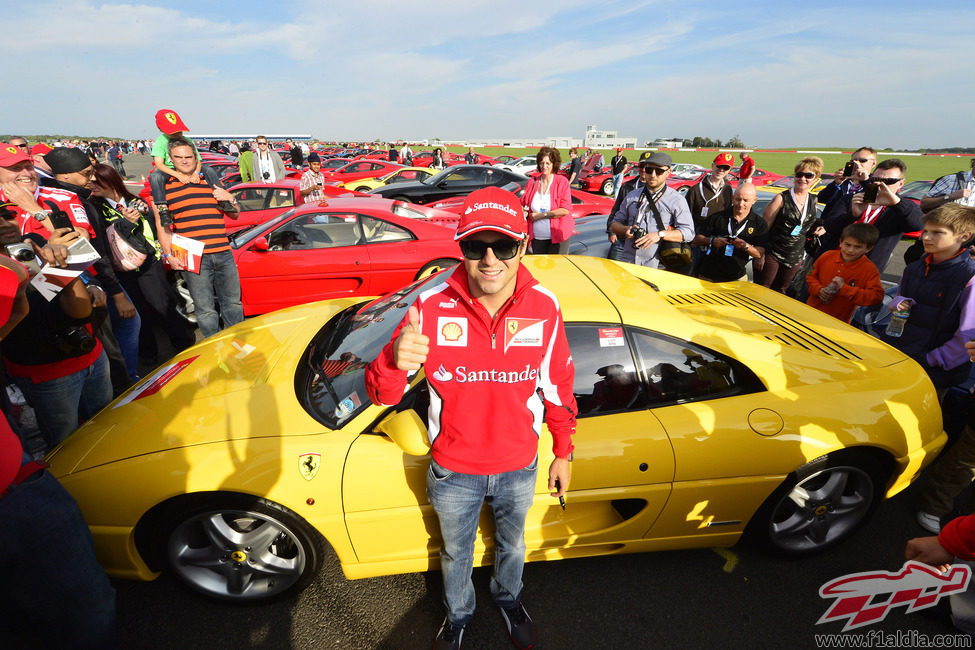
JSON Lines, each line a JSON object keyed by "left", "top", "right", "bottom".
{"left": 156, "top": 203, "right": 172, "bottom": 228}
{"left": 499, "top": 602, "right": 536, "bottom": 649}
{"left": 434, "top": 617, "right": 464, "bottom": 650}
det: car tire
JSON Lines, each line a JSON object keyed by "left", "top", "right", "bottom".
{"left": 160, "top": 494, "right": 327, "bottom": 602}
{"left": 747, "top": 450, "right": 888, "bottom": 556}
{"left": 416, "top": 258, "right": 459, "bottom": 280}
{"left": 601, "top": 179, "right": 614, "bottom": 196}
{"left": 392, "top": 196, "right": 412, "bottom": 204}
{"left": 354, "top": 186, "right": 371, "bottom": 192}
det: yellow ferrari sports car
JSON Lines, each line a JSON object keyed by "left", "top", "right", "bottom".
{"left": 47, "top": 256, "right": 946, "bottom": 602}
{"left": 340, "top": 166, "right": 434, "bottom": 193}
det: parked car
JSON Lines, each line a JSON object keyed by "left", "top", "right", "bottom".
{"left": 367, "top": 164, "right": 528, "bottom": 204}
{"left": 321, "top": 160, "right": 404, "bottom": 186}
{"left": 228, "top": 197, "right": 461, "bottom": 315}
{"left": 341, "top": 167, "right": 435, "bottom": 193}
{"left": 47, "top": 256, "right": 945, "bottom": 602}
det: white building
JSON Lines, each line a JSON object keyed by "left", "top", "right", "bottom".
{"left": 583, "top": 125, "right": 637, "bottom": 149}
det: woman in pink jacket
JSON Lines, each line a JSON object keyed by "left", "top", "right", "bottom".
{"left": 521, "top": 146, "right": 574, "bottom": 254}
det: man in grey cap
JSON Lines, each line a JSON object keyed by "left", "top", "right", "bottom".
{"left": 609, "top": 151, "right": 695, "bottom": 270}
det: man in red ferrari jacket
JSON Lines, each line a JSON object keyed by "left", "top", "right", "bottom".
{"left": 365, "top": 186, "right": 577, "bottom": 650}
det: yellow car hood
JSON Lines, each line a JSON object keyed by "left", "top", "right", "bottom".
{"left": 48, "top": 299, "right": 364, "bottom": 475}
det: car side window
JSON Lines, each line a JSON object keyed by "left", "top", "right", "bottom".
{"left": 628, "top": 327, "right": 763, "bottom": 405}
{"left": 267, "top": 213, "right": 363, "bottom": 251}
{"left": 565, "top": 324, "right": 649, "bottom": 417}
{"left": 360, "top": 216, "right": 413, "bottom": 244}
{"left": 232, "top": 187, "right": 271, "bottom": 211}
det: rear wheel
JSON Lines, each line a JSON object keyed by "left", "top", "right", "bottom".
{"left": 601, "top": 179, "right": 614, "bottom": 196}
{"left": 416, "top": 258, "right": 459, "bottom": 280}
{"left": 161, "top": 494, "right": 326, "bottom": 602}
{"left": 747, "top": 450, "right": 888, "bottom": 556}
{"left": 354, "top": 185, "right": 371, "bottom": 192}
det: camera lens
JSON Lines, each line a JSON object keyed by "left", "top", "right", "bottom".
{"left": 13, "top": 248, "right": 35, "bottom": 262}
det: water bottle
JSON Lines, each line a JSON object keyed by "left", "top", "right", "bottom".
{"left": 885, "top": 307, "right": 910, "bottom": 337}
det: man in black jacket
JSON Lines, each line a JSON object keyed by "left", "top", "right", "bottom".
{"left": 44, "top": 148, "right": 137, "bottom": 390}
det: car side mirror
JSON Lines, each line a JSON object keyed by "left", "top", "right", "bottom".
{"left": 252, "top": 237, "right": 269, "bottom": 252}
{"left": 437, "top": 181, "right": 448, "bottom": 188}
{"left": 374, "top": 409, "right": 430, "bottom": 456}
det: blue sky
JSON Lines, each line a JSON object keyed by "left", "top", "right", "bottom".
{"left": 5, "top": 1, "right": 970, "bottom": 149}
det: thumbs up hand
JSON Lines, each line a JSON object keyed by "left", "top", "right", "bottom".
{"left": 393, "top": 305, "right": 429, "bottom": 371}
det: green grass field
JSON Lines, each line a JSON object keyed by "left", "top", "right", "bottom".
{"left": 439, "top": 146, "right": 972, "bottom": 183}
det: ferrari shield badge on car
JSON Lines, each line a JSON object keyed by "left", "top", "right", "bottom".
{"left": 299, "top": 453, "right": 322, "bottom": 481}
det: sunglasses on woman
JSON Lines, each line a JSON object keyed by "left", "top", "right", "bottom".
{"left": 795, "top": 171, "right": 816, "bottom": 179}
{"left": 458, "top": 238, "right": 522, "bottom": 261}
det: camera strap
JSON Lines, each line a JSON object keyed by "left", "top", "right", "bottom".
{"left": 640, "top": 185, "right": 667, "bottom": 231}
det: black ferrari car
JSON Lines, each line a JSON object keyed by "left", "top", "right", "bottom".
{"left": 367, "top": 164, "right": 528, "bottom": 204}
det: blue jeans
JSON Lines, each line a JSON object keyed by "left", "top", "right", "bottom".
{"left": 426, "top": 456, "right": 537, "bottom": 626}
{"left": 182, "top": 250, "right": 244, "bottom": 338}
{"left": 107, "top": 287, "right": 141, "bottom": 380}
{"left": 613, "top": 173, "right": 624, "bottom": 198}
{"left": 13, "top": 350, "right": 112, "bottom": 450}
{"left": 0, "top": 467, "right": 117, "bottom": 647}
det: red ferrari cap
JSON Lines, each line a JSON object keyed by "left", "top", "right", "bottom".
{"left": 30, "top": 143, "right": 53, "bottom": 156}
{"left": 713, "top": 153, "right": 735, "bottom": 167}
{"left": 454, "top": 187, "right": 526, "bottom": 240}
{"left": 155, "top": 109, "right": 190, "bottom": 134}
{"left": 0, "top": 143, "right": 30, "bottom": 167}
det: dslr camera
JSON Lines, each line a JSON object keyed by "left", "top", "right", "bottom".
{"left": 54, "top": 326, "right": 96, "bottom": 357}
{"left": 262, "top": 171, "right": 271, "bottom": 180}
{"left": 630, "top": 226, "right": 647, "bottom": 240}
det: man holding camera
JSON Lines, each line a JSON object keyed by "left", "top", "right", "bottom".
{"left": 156, "top": 137, "right": 243, "bottom": 338}
{"left": 609, "top": 152, "right": 695, "bottom": 269}
{"left": 815, "top": 158, "right": 922, "bottom": 274}
{"left": 254, "top": 135, "right": 286, "bottom": 183}
{"left": 819, "top": 146, "right": 878, "bottom": 207}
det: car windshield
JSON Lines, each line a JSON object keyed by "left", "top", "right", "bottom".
{"left": 296, "top": 271, "right": 448, "bottom": 428}
{"left": 421, "top": 167, "right": 456, "bottom": 185}
{"left": 230, "top": 209, "right": 296, "bottom": 247}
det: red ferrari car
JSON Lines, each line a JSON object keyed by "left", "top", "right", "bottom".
{"left": 411, "top": 151, "right": 467, "bottom": 168}
{"left": 667, "top": 166, "right": 786, "bottom": 195}
{"left": 230, "top": 197, "right": 462, "bottom": 315}
{"left": 227, "top": 180, "right": 371, "bottom": 232}
{"left": 321, "top": 160, "right": 404, "bottom": 186}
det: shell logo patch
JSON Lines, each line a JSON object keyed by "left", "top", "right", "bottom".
{"left": 165, "top": 112, "right": 178, "bottom": 125}
{"left": 436, "top": 316, "right": 467, "bottom": 346}
{"left": 299, "top": 453, "right": 321, "bottom": 481}
{"left": 503, "top": 318, "right": 545, "bottom": 353}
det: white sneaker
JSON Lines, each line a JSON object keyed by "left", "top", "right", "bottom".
{"left": 917, "top": 511, "right": 942, "bottom": 534}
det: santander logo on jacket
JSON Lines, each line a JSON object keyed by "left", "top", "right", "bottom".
{"left": 365, "top": 264, "right": 577, "bottom": 476}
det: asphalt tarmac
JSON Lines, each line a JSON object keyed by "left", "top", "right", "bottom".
{"left": 105, "top": 152, "right": 959, "bottom": 648}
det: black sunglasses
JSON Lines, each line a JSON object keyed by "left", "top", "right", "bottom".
{"left": 13, "top": 143, "right": 28, "bottom": 149}
{"left": 458, "top": 238, "right": 521, "bottom": 261}
{"left": 852, "top": 157, "right": 871, "bottom": 163}
{"left": 257, "top": 141, "right": 268, "bottom": 145}
{"left": 715, "top": 165, "right": 731, "bottom": 171}
{"left": 868, "top": 177, "right": 902, "bottom": 185}
{"left": 795, "top": 171, "right": 816, "bottom": 179}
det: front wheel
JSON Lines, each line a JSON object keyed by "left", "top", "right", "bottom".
{"left": 747, "top": 450, "right": 888, "bottom": 556}
{"left": 162, "top": 494, "right": 326, "bottom": 602}
{"left": 601, "top": 179, "right": 614, "bottom": 196}
{"left": 416, "top": 258, "right": 459, "bottom": 280}
{"left": 354, "top": 185, "right": 371, "bottom": 192}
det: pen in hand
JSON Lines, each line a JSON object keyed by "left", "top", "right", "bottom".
{"left": 555, "top": 478, "right": 565, "bottom": 511}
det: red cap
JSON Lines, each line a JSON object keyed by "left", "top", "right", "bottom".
{"left": 30, "top": 143, "right": 53, "bottom": 156}
{"left": 0, "top": 143, "right": 30, "bottom": 167}
{"left": 454, "top": 187, "right": 526, "bottom": 240}
{"left": 155, "top": 109, "right": 189, "bottom": 134}
{"left": 713, "top": 153, "right": 734, "bottom": 167}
